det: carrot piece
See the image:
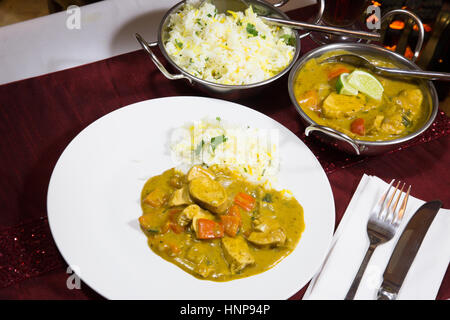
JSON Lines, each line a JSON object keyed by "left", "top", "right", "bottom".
{"left": 297, "top": 90, "right": 319, "bottom": 111}
{"left": 350, "top": 118, "right": 365, "bottom": 136}
{"left": 168, "top": 209, "right": 181, "bottom": 222}
{"left": 143, "top": 188, "right": 168, "bottom": 208}
{"left": 196, "top": 219, "right": 224, "bottom": 239}
{"left": 169, "top": 223, "right": 184, "bottom": 234}
{"left": 161, "top": 222, "right": 171, "bottom": 234}
{"left": 220, "top": 215, "right": 240, "bottom": 237}
{"left": 226, "top": 205, "right": 242, "bottom": 227}
{"left": 162, "top": 222, "right": 183, "bottom": 234}
{"left": 161, "top": 220, "right": 184, "bottom": 234}
{"left": 227, "top": 205, "right": 241, "bottom": 218}
{"left": 138, "top": 215, "right": 152, "bottom": 229}
{"left": 234, "top": 192, "right": 256, "bottom": 212}
{"left": 159, "top": 209, "right": 184, "bottom": 234}
{"left": 327, "top": 65, "right": 350, "bottom": 80}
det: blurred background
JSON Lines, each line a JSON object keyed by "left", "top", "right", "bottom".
{"left": 0, "top": 0, "right": 102, "bottom": 27}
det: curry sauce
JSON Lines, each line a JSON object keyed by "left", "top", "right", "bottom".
{"left": 139, "top": 165, "right": 305, "bottom": 281}
{"left": 293, "top": 51, "right": 430, "bottom": 141}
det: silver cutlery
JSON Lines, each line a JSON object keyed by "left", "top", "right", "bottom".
{"left": 345, "top": 180, "right": 411, "bottom": 300}
{"left": 207, "top": 0, "right": 380, "bottom": 41}
{"left": 322, "top": 54, "right": 450, "bottom": 81}
{"left": 377, "top": 200, "right": 442, "bottom": 300}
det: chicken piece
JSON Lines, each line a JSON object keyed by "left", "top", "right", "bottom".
{"left": 186, "top": 165, "right": 215, "bottom": 181}
{"left": 189, "top": 177, "right": 229, "bottom": 214}
{"left": 247, "top": 213, "right": 286, "bottom": 247}
{"left": 252, "top": 214, "right": 280, "bottom": 233}
{"left": 367, "top": 115, "right": 385, "bottom": 135}
{"left": 143, "top": 188, "right": 168, "bottom": 208}
{"left": 247, "top": 228, "right": 286, "bottom": 247}
{"left": 380, "top": 113, "right": 405, "bottom": 135}
{"left": 392, "top": 89, "right": 423, "bottom": 118}
{"left": 221, "top": 236, "right": 255, "bottom": 274}
{"left": 167, "top": 185, "right": 193, "bottom": 207}
{"left": 177, "top": 204, "right": 201, "bottom": 227}
{"left": 372, "top": 115, "right": 384, "bottom": 130}
{"left": 173, "top": 203, "right": 215, "bottom": 231}
{"left": 321, "top": 93, "right": 368, "bottom": 119}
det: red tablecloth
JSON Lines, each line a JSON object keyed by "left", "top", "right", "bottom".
{"left": 0, "top": 6, "right": 449, "bottom": 300}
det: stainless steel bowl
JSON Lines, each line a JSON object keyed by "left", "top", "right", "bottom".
{"left": 288, "top": 42, "right": 439, "bottom": 156}
{"left": 135, "top": 0, "right": 319, "bottom": 100}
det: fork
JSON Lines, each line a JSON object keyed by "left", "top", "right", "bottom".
{"left": 344, "top": 180, "right": 411, "bottom": 300}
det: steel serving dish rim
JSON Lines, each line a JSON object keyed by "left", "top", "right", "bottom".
{"left": 288, "top": 42, "right": 439, "bottom": 148}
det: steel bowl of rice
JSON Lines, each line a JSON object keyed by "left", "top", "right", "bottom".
{"left": 135, "top": 0, "right": 302, "bottom": 100}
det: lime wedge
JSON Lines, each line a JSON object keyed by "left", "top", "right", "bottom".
{"left": 336, "top": 73, "right": 358, "bottom": 96}
{"left": 347, "top": 70, "right": 384, "bottom": 100}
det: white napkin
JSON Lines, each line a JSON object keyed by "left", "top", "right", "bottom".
{"left": 303, "top": 174, "right": 450, "bottom": 300}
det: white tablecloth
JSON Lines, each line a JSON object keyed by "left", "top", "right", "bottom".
{"left": 0, "top": 0, "right": 314, "bottom": 85}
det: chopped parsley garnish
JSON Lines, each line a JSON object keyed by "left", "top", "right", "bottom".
{"left": 216, "top": 116, "right": 221, "bottom": 121}
{"left": 175, "top": 39, "right": 183, "bottom": 49}
{"left": 262, "top": 193, "right": 272, "bottom": 203}
{"left": 402, "top": 115, "right": 412, "bottom": 127}
{"left": 281, "top": 34, "right": 295, "bottom": 46}
{"left": 402, "top": 110, "right": 412, "bottom": 127}
{"left": 195, "top": 139, "right": 205, "bottom": 156}
{"left": 210, "top": 135, "right": 227, "bottom": 152}
{"left": 207, "top": 13, "right": 212, "bottom": 18}
{"left": 246, "top": 23, "right": 258, "bottom": 37}
{"left": 212, "top": 70, "right": 222, "bottom": 80}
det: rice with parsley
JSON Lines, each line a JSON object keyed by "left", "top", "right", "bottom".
{"left": 164, "top": 0, "right": 296, "bottom": 85}
{"left": 170, "top": 118, "right": 279, "bottom": 185}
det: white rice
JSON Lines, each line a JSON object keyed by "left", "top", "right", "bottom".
{"left": 169, "top": 118, "right": 280, "bottom": 185}
{"left": 164, "top": 0, "right": 295, "bottom": 85}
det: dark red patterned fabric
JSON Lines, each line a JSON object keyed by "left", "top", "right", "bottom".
{"left": 0, "top": 5, "right": 448, "bottom": 299}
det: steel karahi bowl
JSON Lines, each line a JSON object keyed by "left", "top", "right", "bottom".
{"left": 135, "top": 0, "right": 307, "bottom": 100}
{"left": 287, "top": 42, "right": 439, "bottom": 156}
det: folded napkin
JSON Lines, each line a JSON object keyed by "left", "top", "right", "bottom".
{"left": 303, "top": 174, "right": 450, "bottom": 300}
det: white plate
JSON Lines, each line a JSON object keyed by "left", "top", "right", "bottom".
{"left": 47, "top": 96, "right": 335, "bottom": 300}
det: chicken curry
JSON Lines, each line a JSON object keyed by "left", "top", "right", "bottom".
{"left": 138, "top": 165, "right": 305, "bottom": 281}
{"left": 293, "top": 51, "right": 430, "bottom": 141}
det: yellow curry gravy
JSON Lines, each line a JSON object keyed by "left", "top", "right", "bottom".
{"left": 139, "top": 165, "right": 305, "bottom": 281}
{"left": 293, "top": 50, "right": 431, "bottom": 141}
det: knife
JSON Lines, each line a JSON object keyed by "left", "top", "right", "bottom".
{"left": 377, "top": 200, "right": 442, "bottom": 300}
